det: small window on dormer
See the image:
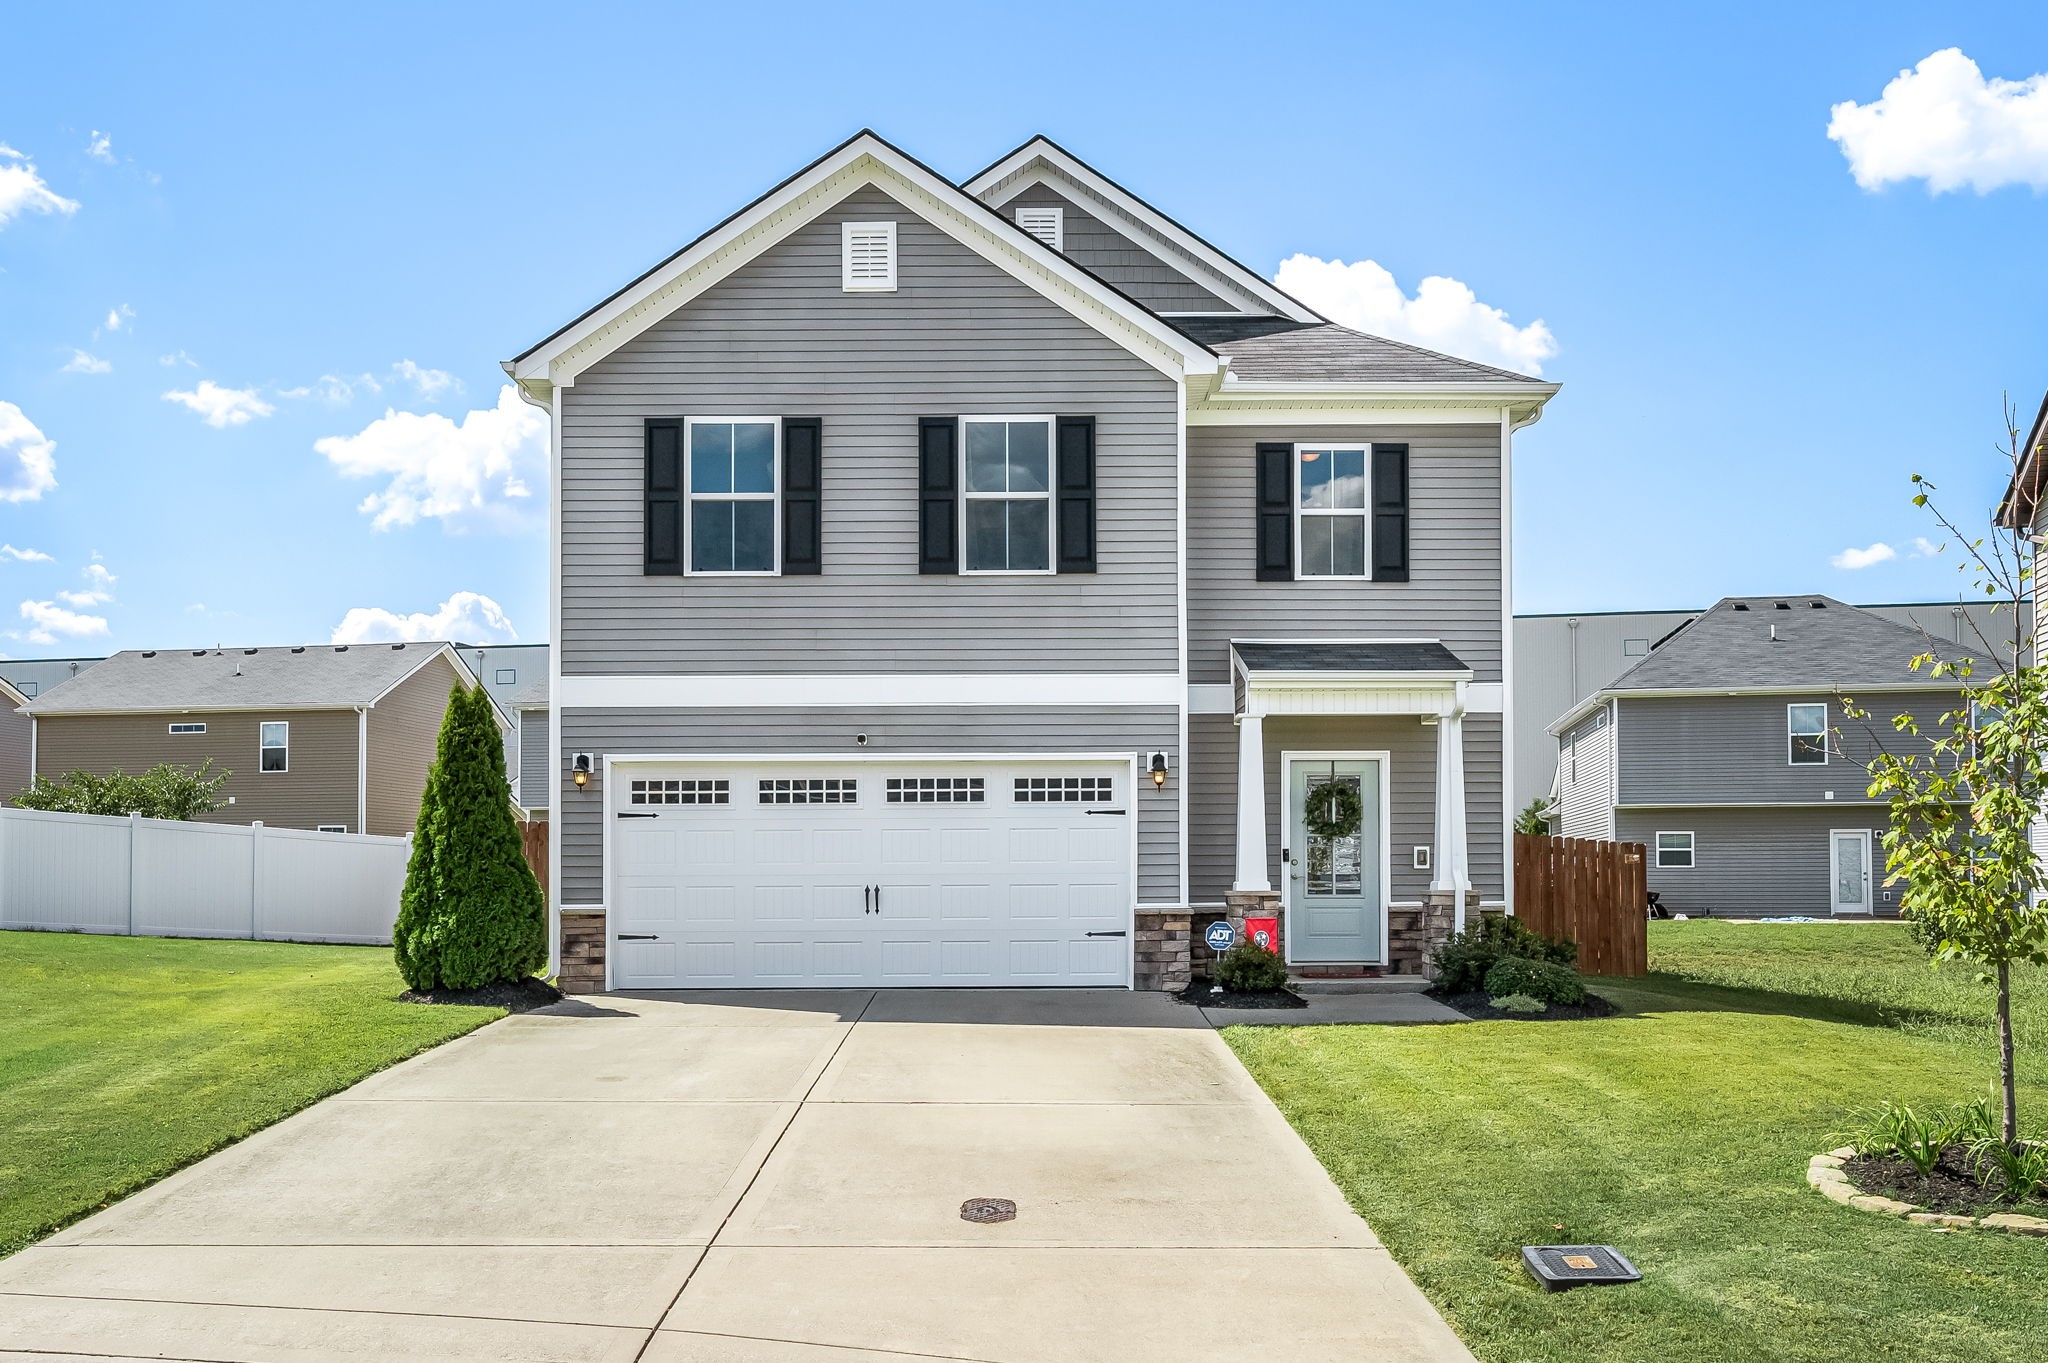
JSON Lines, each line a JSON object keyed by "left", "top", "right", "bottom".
{"left": 1016, "top": 205, "right": 1062, "bottom": 251}
{"left": 842, "top": 221, "right": 896, "bottom": 292}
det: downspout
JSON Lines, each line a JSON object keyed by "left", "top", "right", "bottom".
{"left": 356, "top": 706, "right": 368, "bottom": 834}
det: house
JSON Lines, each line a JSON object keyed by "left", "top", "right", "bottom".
{"left": 0, "top": 657, "right": 106, "bottom": 803}
{"left": 1512, "top": 599, "right": 2011, "bottom": 814}
{"left": 21, "top": 641, "right": 499, "bottom": 835}
{"left": 504, "top": 131, "right": 1556, "bottom": 992}
{"left": 1547, "top": 595, "right": 1973, "bottom": 917}
{"left": 0, "top": 654, "right": 103, "bottom": 701}
{"left": 457, "top": 642, "right": 551, "bottom": 812}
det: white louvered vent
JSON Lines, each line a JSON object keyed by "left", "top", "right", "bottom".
{"left": 841, "top": 221, "right": 897, "bottom": 292}
{"left": 1015, "top": 205, "right": 1063, "bottom": 251}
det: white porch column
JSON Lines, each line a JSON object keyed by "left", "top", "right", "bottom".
{"left": 1232, "top": 712, "right": 1271, "bottom": 892}
{"left": 1432, "top": 709, "right": 1470, "bottom": 927}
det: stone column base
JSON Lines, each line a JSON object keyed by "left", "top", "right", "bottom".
{"left": 1190, "top": 890, "right": 1282, "bottom": 976}
{"left": 557, "top": 911, "right": 607, "bottom": 994}
{"left": 1387, "top": 892, "right": 1464, "bottom": 978}
{"left": 1133, "top": 910, "right": 1192, "bottom": 992}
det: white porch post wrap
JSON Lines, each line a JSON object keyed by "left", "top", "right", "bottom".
{"left": 1431, "top": 708, "right": 1471, "bottom": 927}
{"left": 1232, "top": 712, "right": 1271, "bottom": 892}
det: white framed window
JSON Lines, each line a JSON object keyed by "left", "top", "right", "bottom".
{"left": 259, "top": 721, "right": 289, "bottom": 773}
{"left": 686, "top": 418, "right": 779, "bottom": 575}
{"left": 1788, "top": 703, "right": 1828, "bottom": 765}
{"left": 1623, "top": 638, "right": 1650, "bottom": 656}
{"left": 1655, "top": 831, "right": 1695, "bottom": 869}
{"left": 168, "top": 722, "right": 206, "bottom": 735}
{"left": 1293, "top": 444, "right": 1370, "bottom": 578}
{"left": 961, "top": 416, "right": 1053, "bottom": 574}
{"left": 495, "top": 668, "right": 516, "bottom": 685}
{"left": 841, "top": 221, "right": 896, "bottom": 292}
{"left": 1015, "top": 205, "right": 1063, "bottom": 251}
{"left": 317, "top": 824, "right": 347, "bottom": 834}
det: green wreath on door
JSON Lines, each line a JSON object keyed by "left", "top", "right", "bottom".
{"left": 1303, "top": 778, "right": 1363, "bottom": 840}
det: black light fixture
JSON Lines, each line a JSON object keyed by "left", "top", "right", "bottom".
{"left": 571, "top": 753, "right": 592, "bottom": 788}
{"left": 1149, "top": 752, "right": 1169, "bottom": 788}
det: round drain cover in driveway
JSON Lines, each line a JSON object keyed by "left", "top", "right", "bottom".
{"left": 960, "top": 1197, "right": 1017, "bottom": 1224}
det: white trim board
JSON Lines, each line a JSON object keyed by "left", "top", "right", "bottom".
{"left": 558, "top": 673, "right": 1182, "bottom": 710}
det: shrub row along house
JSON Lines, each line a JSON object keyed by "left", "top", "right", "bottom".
{"left": 506, "top": 131, "right": 1558, "bottom": 992}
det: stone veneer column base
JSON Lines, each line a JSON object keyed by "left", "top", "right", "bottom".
{"left": 1132, "top": 910, "right": 1192, "bottom": 992}
{"left": 1387, "top": 892, "right": 1473, "bottom": 978}
{"left": 1187, "top": 890, "right": 1283, "bottom": 978}
{"left": 557, "top": 911, "right": 607, "bottom": 994}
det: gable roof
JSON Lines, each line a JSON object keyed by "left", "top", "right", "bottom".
{"left": 1233, "top": 640, "right": 1470, "bottom": 674}
{"left": 506, "top": 130, "right": 1219, "bottom": 396}
{"left": 1211, "top": 323, "right": 1555, "bottom": 388}
{"left": 23, "top": 642, "right": 479, "bottom": 717}
{"left": 1547, "top": 595, "right": 1980, "bottom": 733}
{"left": 963, "top": 135, "right": 1323, "bottom": 323}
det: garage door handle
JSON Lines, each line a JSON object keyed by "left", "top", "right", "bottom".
{"left": 617, "top": 933, "right": 659, "bottom": 941}
{"left": 1086, "top": 930, "right": 1127, "bottom": 938}
{"left": 1085, "top": 809, "right": 1127, "bottom": 816}
{"left": 616, "top": 812, "right": 658, "bottom": 819}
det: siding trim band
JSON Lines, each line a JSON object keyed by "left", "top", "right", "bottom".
{"left": 558, "top": 673, "right": 1183, "bottom": 709}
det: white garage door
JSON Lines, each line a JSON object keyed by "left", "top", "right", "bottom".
{"left": 608, "top": 759, "right": 1134, "bottom": 988}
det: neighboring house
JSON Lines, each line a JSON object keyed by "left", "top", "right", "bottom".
{"left": 505, "top": 130, "right": 1556, "bottom": 992}
{"left": 1548, "top": 595, "right": 1970, "bottom": 917}
{"left": 1513, "top": 601, "right": 2013, "bottom": 812}
{"left": 21, "top": 641, "right": 498, "bottom": 835}
{"left": 0, "top": 676, "right": 32, "bottom": 802}
{"left": 458, "top": 642, "right": 550, "bottom": 811}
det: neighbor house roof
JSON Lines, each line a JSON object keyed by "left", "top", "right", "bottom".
{"left": 1547, "top": 595, "right": 1982, "bottom": 734}
{"left": 1208, "top": 323, "right": 1555, "bottom": 388}
{"left": 1994, "top": 385, "right": 2048, "bottom": 529}
{"left": 22, "top": 642, "right": 479, "bottom": 716}
{"left": 1232, "top": 640, "right": 1471, "bottom": 674}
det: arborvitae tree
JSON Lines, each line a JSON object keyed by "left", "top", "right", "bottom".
{"left": 392, "top": 682, "right": 546, "bottom": 991}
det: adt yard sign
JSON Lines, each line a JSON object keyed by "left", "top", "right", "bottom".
{"left": 1204, "top": 920, "right": 1236, "bottom": 952}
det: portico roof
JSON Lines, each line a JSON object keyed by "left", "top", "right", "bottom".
{"left": 1231, "top": 640, "right": 1471, "bottom": 676}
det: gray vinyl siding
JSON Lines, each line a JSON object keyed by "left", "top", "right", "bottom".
{"left": 560, "top": 185, "right": 1180, "bottom": 676}
{"left": 1554, "top": 706, "right": 1615, "bottom": 839}
{"left": 1616, "top": 806, "right": 1902, "bottom": 918}
{"left": 557, "top": 706, "right": 1179, "bottom": 905}
{"left": 1616, "top": 691, "right": 1961, "bottom": 807}
{"left": 364, "top": 655, "right": 467, "bottom": 837}
{"left": 1186, "top": 424, "right": 1505, "bottom": 685}
{"left": 1005, "top": 182, "right": 1234, "bottom": 313}
{"left": 0, "top": 702, "right": 31, "bottom": 802}
{"left": 1187, "top": 711, "right": 1504, "bottom": 907}
{"left": 519, "top": 709, "right": 550, "bottom": 809}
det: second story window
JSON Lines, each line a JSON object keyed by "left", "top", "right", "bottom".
{"left": 1295, "top": 445, "right": 1369, "bottom": 578}
{"left": 962, "top": 417, "right": 1052, "bottom": 574}
{"left": 260, "top": 721, "right": 289, "bottom": 773}
{"left": 1788, "top": 703, "right": 1828, "bottom": 765}
{"left": 688, "top": 419, "right": 778, "bottom": 574}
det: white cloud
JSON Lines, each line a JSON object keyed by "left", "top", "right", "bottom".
{"left": 280, "top": 371, "right": 379, "bottom": 403}
{"left": 158, "top": 350, "right": 198, "bottom": 368}
{"left": 392, "top": 360, "right": 461, "bottom": 399}
{"left": 1831, "top": 542, "right": 1898, "bottom": 570}
{"left": 331, "top": 591, "right": 518, "bottom": 645}
{"left": 1910, "top": 536, "right": 1943, "bottom": 557}
{"left": 1828, "top": 49, "right": 2048, "bottom": 193}
{"left": 1273, "top": 255, "right": 1558, "bottom": 375}
{"left": 0, "top": 143, "right": 78, "bottom": 228}
{"left": 61, "top": 349, "right": 111, "bottom": 375}
{"left": 18, "top": 599, "right": 108, "bottom": 646}
{"left": 86, "top": 131, "right": 113, "bottom": 163}
{"left": 103, "top": 304, "right": 134, "bottom": 333}
{"left": 317, "top": 384, "right": 548, "bottom": 533}
{"left": 60, "top": 562, "right": 116, "bottom": 607}
{"left": 162, "top": 380, "right": 274, "bottom": 428}
{"left": 0, "top": 545, "right": 53, "bottom": 563}
{"left": 0, "top": 400, "right": 58, "bottom": 502}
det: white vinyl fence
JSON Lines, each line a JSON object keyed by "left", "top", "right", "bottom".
{"left": 0, "top": 807, "right": 411, "bottom": 945}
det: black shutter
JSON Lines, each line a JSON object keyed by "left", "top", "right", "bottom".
{"left": 1255, "top": 441, "right": 1293, "bottom": 581}
{"left": 782, "top": 417, "right": 822, "bottom": 575}
{"left": 1371, "top": 443, "right": 1409, "bottom": 582}
{"left": 644, "top": 418, "right": 684, "bottom": 576}
{"left": 917, "top": 417, "right": 958, "bottom": 574}
{"left": 1055, "top": 416, "right": 1096, "bottom": 573}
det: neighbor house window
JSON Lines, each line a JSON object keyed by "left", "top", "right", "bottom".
{"left": 1295, "top": 444, "right": 1369, "bottom": 578}
{"left": 18, "top": 681, "right": 36, "bottom": 697}
{"left": 1656, "top": 831, "right": 1694, "bottom": 868}
{"left": 168, "top": 722, "right": 206, "bottom": 734}
{"left": 1788, "top": 703, "right": 1828, "bottom": 765}
{"left": 687, "top": 419, "right": 778, "bottom": 574}
{"left": 962, "top": 417, "right": 1052, "bottom": 573}
{"left": 260, "top": 721, "right": 289, "bottom": 773}
{"left": 316, "top": 824, "right": 347, "bottom": 834}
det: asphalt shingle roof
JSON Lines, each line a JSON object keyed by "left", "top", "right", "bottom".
{"left": 23, "top": 642, "right": 462, "bottom": 715}
{"left": 1198, "top": 322, "right": 1554, "bottom": 386}
{"left": 1233, "top": 641, "right": 1471, "bottom": 673}
{"left": 1600, "top": 596, "right": 1981, "bottom": 693}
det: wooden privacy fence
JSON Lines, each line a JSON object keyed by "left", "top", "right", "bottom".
{"left": 1513, "top": 834, "right": 1648, "bottom": 977}
{"left": 519, "top": 818, "right": 549, "bottom": 900}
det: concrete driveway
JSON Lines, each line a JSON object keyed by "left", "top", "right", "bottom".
{"left": 0, "top": 989, "right": 1474, "bottom": 1363}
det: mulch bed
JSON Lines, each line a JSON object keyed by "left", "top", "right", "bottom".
{"left": 399, "top": 976, "right": 563, "bottom": 1012}
{"left": 1844, "top": 1148, "right": 2048, "bottom": 1218}
{"left": 1174, "top": 983, "right": 1308, "bottom": 1009}
{"left": 1429, "top": 990, "right": 1619, "bottom": 1022}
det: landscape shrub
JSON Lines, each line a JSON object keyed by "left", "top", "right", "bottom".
{"left": 1482, "top": 957, "right": 1586, "bottom": 1006}
{"left": 1431, "top": 914, "right": 1577, "bottom": 993}
{"left": 391, "top": 684, "right": 545, "bottom": 992}
{"left": 14, "top": 760, "right": 227, "bottom": 820}
{"left": 1490, "top": 992, "right": 1548, "bottom": 1014}
{"left": 1212, "top": 942, "right": 1288, "bottom": 993}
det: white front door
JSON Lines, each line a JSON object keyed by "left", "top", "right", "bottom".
{"left": 608, "top": 759, "right": 1133, "bottom": 988}
{"left": 1829, "top": 829, "right": 1873, "bottom": 916}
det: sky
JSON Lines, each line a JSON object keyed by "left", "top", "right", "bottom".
{"left": 1, "top": 3, "right": 2045, "bottom": 658}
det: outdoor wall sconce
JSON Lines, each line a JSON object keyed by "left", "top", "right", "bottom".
{"left": 571, "top": 753, "right": 592, "bottom": 788}
{"left": 1148, "top": 752, "right": 1169, "bottom": 788}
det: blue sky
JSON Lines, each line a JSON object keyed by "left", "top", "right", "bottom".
{"left": 1, "top": 3, "right": 2044, "bottom": 657}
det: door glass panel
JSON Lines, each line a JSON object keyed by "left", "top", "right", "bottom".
{"left": 1836, "top": 836, "right": 1866, "bottom": 905}
{"left": 1303, "top": 773, "right": 1365, "bottom": 897}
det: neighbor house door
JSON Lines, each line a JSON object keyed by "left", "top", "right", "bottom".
{"left": 1284, "top": 757, "right": 1383, "bottom": 963}
{"left": 1829, "top": 829, "right": 1873, "bottom": 916}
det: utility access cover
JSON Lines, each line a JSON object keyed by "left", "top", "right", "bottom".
{"left": 1521, "top": 1244, "right": 1641, "bottom": 1292}
{"left": 960, "top": 1197, "right": 1017, "bottom": 1224}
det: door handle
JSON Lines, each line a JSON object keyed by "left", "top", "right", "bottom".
{"left": 617, "top": 933, "right": 659, "bottom": 941}
{"left": 875, "top": 885, "right": 882, "bottom": 915}
{"left": 1085, "top": 930, "right": 1127, "bottom": 938}
{"left": 616, "top": 811, "right": 658, "bottom": 819}
{"left": 1085, "top": 809, "right": 1127, "bottom": 816}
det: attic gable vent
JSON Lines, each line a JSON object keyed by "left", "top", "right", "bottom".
{"left": 1016, "top": 205, "right": 1063, "bottom": 251}
{"left": 841, "top": 221, "right": 897, "bottom": 292}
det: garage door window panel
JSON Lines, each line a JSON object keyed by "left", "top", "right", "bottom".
{"left": 887, "top": 777, "right": 985, "bottom": 803}
{"left": 632, "top": 778, "right": 729, "bottom": 806}
{"left": 1014, "top": 775, "right": 1114, "bottom": 803}
{"left": 759, "top": 778, "right": 857, "bottom": 804}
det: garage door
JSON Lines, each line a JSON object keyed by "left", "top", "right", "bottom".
{"left": 608, "top": 759, "right": 1134, "bottom": 988}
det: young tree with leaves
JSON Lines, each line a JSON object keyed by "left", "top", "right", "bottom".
{"left": 14, "top": 760, "right": 228, "bottom": 819}
{"left": 1847, "top": 401, "right": 2048, "bottom": 1148}
{"left": 392, "top": 682, "right": 546, "bottom": 991}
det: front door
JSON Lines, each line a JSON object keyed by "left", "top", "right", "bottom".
{"left": 1830, "top": 829, "right": 1873, "bottom": 916}
{"left": 1285, "top": 758, "right": 1382, "bottom": 963}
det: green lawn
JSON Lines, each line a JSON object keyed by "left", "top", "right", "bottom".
{"left": 1226, "top": 921, "right": 2048, "bottom": 1363}
{"left": 0, "top": 932, "right": 501, "bottom": 1258}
